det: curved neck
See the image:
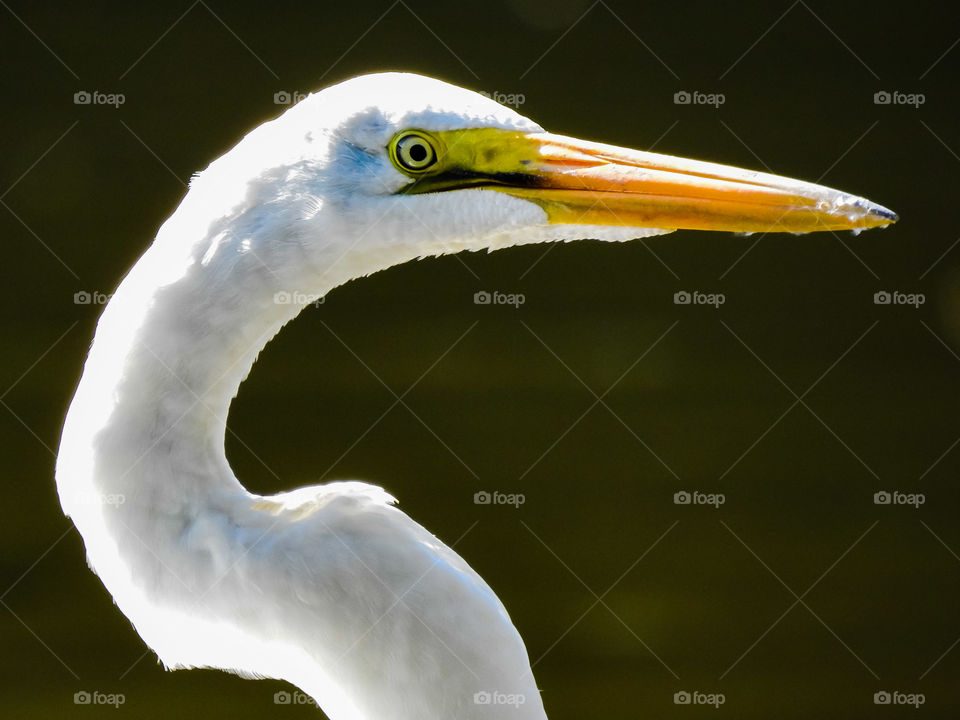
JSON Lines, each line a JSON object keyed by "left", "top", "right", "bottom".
{"left": 64, "top": 227, "right": 411, "bottom": 519}
{"left": 54, "top": 157, "right": 555, "bottom": 603}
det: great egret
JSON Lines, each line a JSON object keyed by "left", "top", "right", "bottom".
{"left": 56, "top": 72, "right": 895, "bottom": 719}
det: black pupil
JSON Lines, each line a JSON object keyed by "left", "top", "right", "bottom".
{"left": 408, "top": 142, "right": 427, "bottom": 163}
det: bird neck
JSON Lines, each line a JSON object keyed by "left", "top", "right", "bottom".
{"left": 53, "top": 179, "right": 434, "bottom": 687}
{"left": 56, "top": 191, "right": 411, "bottom": 548}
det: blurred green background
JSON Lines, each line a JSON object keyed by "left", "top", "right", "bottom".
{"left": 2, "top": 0, "right": 959, "bottom": 717}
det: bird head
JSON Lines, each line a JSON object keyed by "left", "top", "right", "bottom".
{"left": 183, "top": 72, "right": 895, "bottom": 290}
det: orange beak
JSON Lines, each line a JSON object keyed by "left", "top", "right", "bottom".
{"left": 404, "top": 128, "right": 897, "bottom": 234}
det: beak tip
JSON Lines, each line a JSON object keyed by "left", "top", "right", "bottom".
{"left": 870, "top": 205, "right": 899, "bottom": 224}
{"left": 844, "top": 196, "right": 898, "bottom": 229}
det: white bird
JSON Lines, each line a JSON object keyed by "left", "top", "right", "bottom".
{"left": 56, "top": 72, "right": 895, "bottom": 719}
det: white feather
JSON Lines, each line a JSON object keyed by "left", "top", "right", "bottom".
{"left": 56, "top": 72, "right": 671, "bottom": 720}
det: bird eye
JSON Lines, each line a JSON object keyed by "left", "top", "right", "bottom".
{"left": 390, "top": 131, "right": 438, "bottom": 173}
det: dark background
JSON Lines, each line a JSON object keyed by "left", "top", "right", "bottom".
{"left": 2, "top": 1, "right": 958, "bottom": 717}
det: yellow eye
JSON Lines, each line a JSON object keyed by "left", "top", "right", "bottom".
{"left": 390, "top": 131, "right": 438, "bottom": 173}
